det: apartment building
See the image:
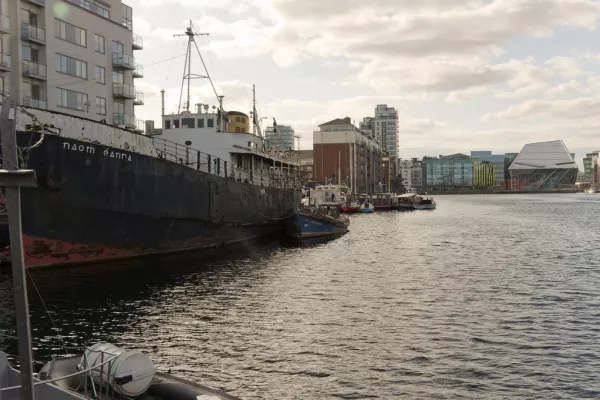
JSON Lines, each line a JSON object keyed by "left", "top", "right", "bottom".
{"left": 1, "top": 0, "right": 143, "bottom": 130}
{"left": 374, "top": 104, "right": 398, "bottom": 159}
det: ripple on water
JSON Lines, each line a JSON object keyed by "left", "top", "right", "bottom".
{"left": 1, "top": 194, "right": 600, "bottom": 399}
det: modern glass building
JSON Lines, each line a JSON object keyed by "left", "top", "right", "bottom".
{"left": 471, "top": 151, "right": 518, "bottom": 189}
{"left": 265, "top": 125, "right": 296, "bottom": 151}
{"left": 422, "top": 154, "right": 473, "bottom": 191}
{"left": 508, "top": 140, "right": 578, "bottom": 190}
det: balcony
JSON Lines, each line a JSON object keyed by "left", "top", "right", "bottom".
{"left": 21, "top": 23, "right": 46, "bottom": 44}
{"left": 24, "top": 0, "right": 45, "bottom": 6}
{"left": 23, "top": 61, "right": 47, "bottom": 80}
{"left": 112, "top": 83, "right": 135, "bottom": 99}
{"left": 0, "top": 54, "right": 10, "bottom": 71}
{"left": 132, "top": 64, "right": 143, "bottom": 78}
{"left": 0, "top": 15, "right": 10, "bottom": 34}
{"left": 112, "top": 53, "right": 135, "bottom": 70}
{"left": 113, "top": 113, "right": 136, "bottom": 128}
{"left": 133, "top": 119, "right": 145, "bottom": 133}
{"left": 132, "top": 34, "right": 143, "bottom": 50}
{"left": 23, "top": 97, "right": 47, "bottom": 110}
{"left": 133, "top": 92, "right": 144, "bottom": 106}
{"left": 65, "top": 0, "right": 109, "bottom": 19}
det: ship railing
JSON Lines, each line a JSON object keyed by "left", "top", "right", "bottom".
{"left": 152, "top": 137, "right": 302, "bottom": 189}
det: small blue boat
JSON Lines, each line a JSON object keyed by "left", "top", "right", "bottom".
{"left": 286, "top": 205, "right": 350, "bottom": 239}
{"left": 359, "top": 202, "right": 375, "bottom": 213}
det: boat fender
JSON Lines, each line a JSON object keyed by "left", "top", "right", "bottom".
{"left": 45, "top": 165, "right": 66, "bottom": 190}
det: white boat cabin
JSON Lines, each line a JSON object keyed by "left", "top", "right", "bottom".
{"left": 157, "top": 110, "right": 299, "bottom": 189}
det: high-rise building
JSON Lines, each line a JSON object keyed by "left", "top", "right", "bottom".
{"left": 265, "top": 124, "right": 295, "bottom": 151}
{"left": 2, "top": 0, "right": 143, "bottom": 130}
{"left": 374, "top": 104, "right": 398, "bottom": 159}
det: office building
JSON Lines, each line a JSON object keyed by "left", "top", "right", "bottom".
{"left": 422, "top": 154, "right": 473, "bottom": 191}
{"left": 265, "top": 124, "right": 295, "bottom": 151}
{"left": 508, "top": 140, "right": 578, "bottom": 190}
{"left": 3, "top": 0, "right": 143, "bottom": 130}
{"left": 471, "top": 151, "right": 518, "bottom": 189}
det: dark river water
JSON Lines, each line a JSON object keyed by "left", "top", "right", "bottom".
{"left": 2, "top": 194, "right": 600, "bottom": 399}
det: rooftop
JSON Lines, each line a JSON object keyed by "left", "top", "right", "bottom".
{"left": 509, "top": 140, "right": 577, "bottom": 170}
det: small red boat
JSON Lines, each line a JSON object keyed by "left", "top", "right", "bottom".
{"left": 340, "top": 201, "right": 360, "bottom": 213}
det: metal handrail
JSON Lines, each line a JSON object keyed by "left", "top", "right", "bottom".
{"left": 0, "top": 351, "right": 119, "bottom": 392}
{"left": 152, "top": 137, "right": 301, "bottom": 189}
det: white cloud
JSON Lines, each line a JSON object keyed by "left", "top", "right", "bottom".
{"left": 482, "top": 97, "right": 600, "bottom": 121}
{"left": 544, "top": 80, "right": 586, "bottom": 97}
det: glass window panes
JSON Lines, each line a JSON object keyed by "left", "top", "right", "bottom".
{"left": 94, "top": 34, "right": 105, "bottom": 53}
{"left": 55, "top": 19, "right": 86, "bottom": 47}
{"left": 95, "top": 66, "right": 105, "bottom": 84}
{"left": 56, "top": 54, "right": 87, "bottom": 79}
{"left": 112, "top": 41, "right": 123, "bottom": 55}
{"left": 114, "top": 100, "right": 124, "bottom": 114}
{"left": 113, "top": 71, "right": 124, "bottom": 84}
{"left": 57, "top": 88, "right": 88, "bottom": 111}
{"left": 96, "top": 97, "right": 106, "bottom": 115}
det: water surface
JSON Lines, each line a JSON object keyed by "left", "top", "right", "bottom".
{"left": 1, "top": 194, "right": 600, "bottom": 399}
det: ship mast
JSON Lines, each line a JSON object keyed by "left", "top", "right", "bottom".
{"left": 173, "top": 21, "right": 225, "bottom": 127}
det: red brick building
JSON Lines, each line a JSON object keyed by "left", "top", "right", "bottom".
{"left": 313, "top": 117, "right": 385, "bottom": 194}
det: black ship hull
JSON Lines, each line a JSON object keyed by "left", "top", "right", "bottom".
{"left": 16, "top": 132, "right": 300, "bottom": 268}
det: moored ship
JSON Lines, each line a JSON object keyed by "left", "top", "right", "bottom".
{"left": 5, "top": 24, "right": 301, "bottom": 268}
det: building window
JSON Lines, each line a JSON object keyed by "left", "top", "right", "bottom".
{"left": 96, "top": 97, "right": 106, "bottom": 115}
{"left": 0, "top": 76, "right": 4, "bottom": 93}
{"left": 164, "top": 120, "right": 171, "bottom": 129}
{"left": 64, "top": 0, "right": 110, "bottom": 19}
{"left": 207, "top": 118, "right": 214, "bottom": 128}
{"left": 197, "top": 118, "right": 204, "bottom": 128}
{"left": 113, "top": 71, "right": 124, "bottom": 84}
{"left": 114, "top": 99, "right": 124, "bottom": 114}
{"left": 57, "top": 88, "right": 89, "bottom": 111}
{"left": 22, "top": 45, "right": 40, "bottom": 62}
{"left": 94, "top": 34, "right": 105, "bottom": 53}
{"left": 55, "top": 19, "right": 86, "bottom": 47}
{"left": 23, "top": 82, "right": 41, "bottom": 100}
{"left": 122, "top": 4, "right": 132, "bottom": 30}
{"left": 235, "top": 127, "right": 241, "bottom": 133}
{"left": 112, "top": 41, "right": 123, "bottom": 55}
{"left": 56, "top": 54, "right": 87, "bottom": 79}
{"left": 95, "top": 66, "right": 105, "bottom": 84}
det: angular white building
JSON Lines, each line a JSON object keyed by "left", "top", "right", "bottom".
{"left": 508, "top": 140, "right": 578, "bottom": 191}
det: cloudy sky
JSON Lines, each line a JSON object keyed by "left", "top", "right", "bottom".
{"left": 130, "top": 0, "right": 600, "bottom": 165}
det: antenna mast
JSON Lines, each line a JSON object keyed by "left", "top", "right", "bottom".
{"left": 174, "top": 20, "right": 209, "bottom": 113}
